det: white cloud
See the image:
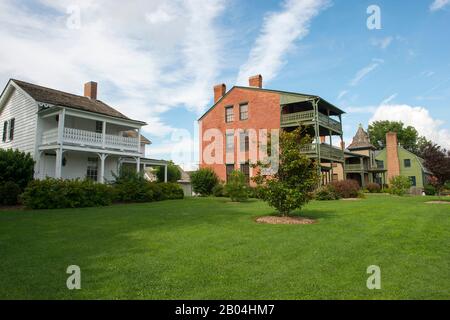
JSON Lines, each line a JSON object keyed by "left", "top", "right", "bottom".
{"left": 370, "top": 36, "right": 393, "bottom": 50}
{"left": 0, "top": 0, "right": 226, "bottom": 140}
{"left": 430, "top": 0, "right": 450, "bottom": 11}
{"left": 236, "top": 0, "right": 329, "bottom": 85}
{"left": 369, "top": 104, "right": 450, "bottom": 149}
{"left": 350, "top": 59, "right": 383, "bottom": 86}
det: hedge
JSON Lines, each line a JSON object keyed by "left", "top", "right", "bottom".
{"left": 21, "top": 178, "right": 184, "bottom": 209}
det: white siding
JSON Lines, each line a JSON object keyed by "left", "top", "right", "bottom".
{"left": 0, "top": 86, "right": 38, "bottom": 156}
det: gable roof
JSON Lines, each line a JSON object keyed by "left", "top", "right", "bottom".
{"left": 198, "top": 85, "right": 345, "bottom": 121}
{"left": 10, "top": 79, "right": 145, "bottom": 124}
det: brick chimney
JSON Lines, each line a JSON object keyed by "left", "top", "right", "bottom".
{"left": 249, "top": 74, "right": 262, "bottom": 88}
{"left": 214, "top": 83, "right": 226, "bottom": 103}
{"left": 84, "top": 81, "right": 97, "bottom": 100}
{"left": 386, "top": 132, "right": 400, "bottom": 183}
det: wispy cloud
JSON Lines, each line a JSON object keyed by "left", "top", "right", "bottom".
{"left": 370, "top": 36, "right": 393, "bottom": 50}
{"left": 349, "top": 59, "right": 384, "bottom": 86}
{"left": 337, "top": 90, "right": 348, "bottom": 100}
{"left": 380, "top": 93, "right": 398, "bottom": 105}
{"left": 236, "top": 0, "right": 329, "bottom": 85}
{"left": 430, "top": 0, "right": 450, "bottom": 11}
{"left": 0, "top": 0, "right": 226, "bottom": 139}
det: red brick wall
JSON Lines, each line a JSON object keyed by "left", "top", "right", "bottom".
{"left": 386, "top": 132, "right": 400, "bottom": 182}
{"left": 199, "top": 87, "right": 281, "bottom": 182}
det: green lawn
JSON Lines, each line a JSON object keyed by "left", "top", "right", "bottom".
{"left": 0, "top": 195, "right": 449, "bottom": 299}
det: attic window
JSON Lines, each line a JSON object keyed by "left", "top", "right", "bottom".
{"left": 2, "top": 118, "right": 15, "bottom": 142}
{"left": 404, "top": 159, "right": 411, "bottom": 168}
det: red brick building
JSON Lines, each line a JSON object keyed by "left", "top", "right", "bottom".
{"left": 198, "top": 75, "right": 346, "bottom": 185}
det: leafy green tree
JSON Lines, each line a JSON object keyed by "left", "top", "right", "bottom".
{"left": 225, "top": 170, "right": 249, "bottom": 202}
{"left": 252, "top": 127, "right": 319, "bottom": 216}
{"left": 368, "top": 121, "right": 420, "bottom": 153}
{"left": 0, "top": 148, "right": 35, "bottom": 190}
{"left": 389, "top": 176, "right": 411, "bottom": 196}
{"left": 191, "top": 168, "right": 219, "bottom": 196}
{"left": 156, "top": 162, "right": 181, "bottom": 183}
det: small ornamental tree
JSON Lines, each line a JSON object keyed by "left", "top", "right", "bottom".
{"left": 389, "top": 175, "right": 411, "bottom": 196}
{"left": 252, "top": 128, "right": 319, "bottom": 216}
{"left": 191, "top": 168, "right": 219, "bottom": 196}
{"left": 225, "top": 170, "right": 248, "bottom": 202}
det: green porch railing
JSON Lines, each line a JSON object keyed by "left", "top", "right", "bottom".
{"left": 300, "top": 143, "right": 344, "bottom": 162}
{"left": 281, "top": 110, "right": 342, "bottom": 133}
{"left": 281, "top": 110, "right": 314, "bottom": 126}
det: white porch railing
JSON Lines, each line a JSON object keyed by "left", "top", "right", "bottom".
{"left": 40, "top": 127, "right": 140, "bottom": 152}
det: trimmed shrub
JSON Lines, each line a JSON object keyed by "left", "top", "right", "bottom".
{"left": 157, "top": 182, "right": 184, "bottom": 200}
{"left": 0, "top": 149, "right": 35, "bottom": 190}
{"left": 212, "top": 183, "right": 226, "bottom": 197}
{"left": 0, "top": 181, "right": 21, "bottom": 205}
{"left": 113, "top": 169, "right": 184, "bottom": 202}
{"left": 331, "top": 180, "right": 360, "bottom": 198}
{"left": 367, "top": 182, "right": 381, "bottom": 193}
{"left": 315, "top": 185, "right": 340, "bottom": 200}
{"left": 21, "top": 178, "right": 113, "bottom": 209}
{"left": 424, "top": 184, "right": 436, "bottom": 196}
{"left": 248, "top": 186, "right": 263, "bottom": 199}
{"left": 224, "top": 170, "right": 249, "bottom": 202}
{"left": 112, "top": 169, "right": 152, "bottom": 203}
{"left": 389, "top": 175, "right": 411, "bottom": 196}
{"left": 191, "top": 168, "right": 219, "bottom": 196}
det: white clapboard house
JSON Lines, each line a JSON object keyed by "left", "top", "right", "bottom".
{"left": 0, "top": 79, "right": 168, "bottom": 183}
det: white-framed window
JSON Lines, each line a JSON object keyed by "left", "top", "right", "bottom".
{"left": 225, "top": 106, "right": 234, "bottom": 123}
{"left": 95, "top": 121, "right": 103, "bottom": 134}
{"left": 86, "top": 157, "right": 99, "bottom": 181}
{"left": 2, "top": 118, "right": 15, "bottom": 142}
{"left": 226, "top": 132, "right": 234, "bottom": 154}
{"left": 239, "top": 103, "right": 248, "bottom": 120}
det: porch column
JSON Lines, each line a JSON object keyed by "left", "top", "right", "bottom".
{"left": 57, "top": 108, "right": 65, "bottom": 145}
{"left": 102, "top": 121, "right": 106, "bottom": 149}
{"left": 136, "top": 157, "right": 141, "bottom": 173}
{"left": 98, "top": 153, "right": 107, "bottom": 183}
{"left": 35, "top": 150, "right": 43, "bottom": 179}
{"left": 55, "top": 149, "right": 62, "bottom": 179}
{"left": 164, "top": 164, "right": 168, "bottom": 182}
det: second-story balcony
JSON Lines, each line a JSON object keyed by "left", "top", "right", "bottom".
{"left": 41, "top": 127, "right": 140, "bottom": 152}
{"left": 300, "top": 143, "right": 344, "bottom": 163}
{"left": 281, "top": 110, "right": 342, "bottom": 133}
{"left": 38, "top": 111, "right": 142, "bottom": 154}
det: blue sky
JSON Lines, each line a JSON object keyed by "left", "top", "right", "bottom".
{"left": 0, "top": 0, "right": 449, "bottom": 169}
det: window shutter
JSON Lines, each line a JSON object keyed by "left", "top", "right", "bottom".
{"left": 2, "top": 121, "right": 7, "bottom": 142}
{"left": 9, "top": 118, "right": 15, "bottom": 141}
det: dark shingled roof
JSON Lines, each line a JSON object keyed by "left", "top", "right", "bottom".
{"left": 12, "top": 79, "right": 136, "bottom": 121}
{"left": 348, "top": 125, "right": 376, "bottom": 150}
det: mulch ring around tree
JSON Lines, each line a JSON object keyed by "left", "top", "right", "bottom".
{"left": 425, "top": 201, "right": 450, "bottom": 204}
{"left": 255, "top": 216, "right": 317, "bottom": 225}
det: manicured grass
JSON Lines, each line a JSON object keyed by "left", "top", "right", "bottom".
{"left": 0, "top": 195, "right": 449, "bottom": 299}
